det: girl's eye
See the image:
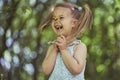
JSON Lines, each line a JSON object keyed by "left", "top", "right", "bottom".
{"left": 52, "top": 17, "right": 58, "bottom": 21}
{"left": 59, "top": 16, "right": 64, "bottom": 20}
{"left": 52, "top": 17, "right": 56, "bottom": 21}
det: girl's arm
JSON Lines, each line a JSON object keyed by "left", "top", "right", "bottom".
{"left": 42, "top": 44, "right": 58, "bottom": 75}
{"left": 60, "top": 43, "right": 87, "bottom": 75}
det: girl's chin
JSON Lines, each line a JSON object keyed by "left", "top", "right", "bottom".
{"left": 56, "top": 33, "right": 67, "bottom": 37}
{"left": 56, "top": 33, "right": 62, "bottom": 36}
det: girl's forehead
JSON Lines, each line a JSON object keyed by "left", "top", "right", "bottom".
{"left": 52, "top": 7, "right": 71, "bottom": 16}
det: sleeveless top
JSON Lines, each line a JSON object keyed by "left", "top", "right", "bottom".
{"left": 49, "top": 40, "right": 86, "bottom": 80}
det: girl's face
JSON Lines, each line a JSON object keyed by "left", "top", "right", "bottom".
{"left": 51, "top": 7, "right": 76, "bottom": 37}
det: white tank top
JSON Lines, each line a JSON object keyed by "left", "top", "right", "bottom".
{"left": 49, "top": 40, "right": 86, "bottom": 80}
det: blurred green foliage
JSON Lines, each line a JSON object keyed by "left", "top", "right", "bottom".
{"left": 0, "top": 0, "right": 120, "bottom": 80}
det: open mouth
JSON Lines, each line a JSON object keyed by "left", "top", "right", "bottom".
{"left": 55, "top": 25, "right": 63, "bottom": 31}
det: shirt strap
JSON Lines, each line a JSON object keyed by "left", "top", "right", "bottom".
{"left": 69, "top": 40, "right": 81, "bottom": 46}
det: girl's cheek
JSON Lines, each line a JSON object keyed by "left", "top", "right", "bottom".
{"left": 60, "top": 20, "right": 64, "bottom": 23}
{"left": 51, "top": 23, "right": 54, "bottom": 28}
{"left": 51, "top": 22, "right": 53, "bottom": 26}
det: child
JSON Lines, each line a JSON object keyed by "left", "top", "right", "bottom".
{"left": 40, "top": 2, "right": 93, "bottom": 80}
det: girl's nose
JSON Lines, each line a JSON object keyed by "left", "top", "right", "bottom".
{"left": 54, "top": 18, "right": 60, "bottom": 24}
{"left": 54, "top": 21, "right": 59, "bottom": 25}
{"left": 54, "top": 20, "right": 61, "bottom": 25}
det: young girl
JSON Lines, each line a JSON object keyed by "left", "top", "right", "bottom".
{"left": 40, "top": 2, "right": 93, "bottom": 80}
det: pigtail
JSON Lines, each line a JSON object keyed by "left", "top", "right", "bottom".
{"left": 39, "top": 13, "right": 52, "bottom": 31}
{"left": 76, "top": 4, "right": 93, "bottom": 37}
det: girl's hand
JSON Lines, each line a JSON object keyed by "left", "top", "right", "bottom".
{"left": 55, "top": 35, "right": 67, "bottom": 50}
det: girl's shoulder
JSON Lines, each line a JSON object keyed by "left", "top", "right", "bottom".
{"left": 74, "top": 41, "right": 87, "bottom": 52}
{"left": 73, "top": 41, "right": 87, "bottom": 61}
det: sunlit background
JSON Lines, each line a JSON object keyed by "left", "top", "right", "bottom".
{"left": 0, "top": 0, "right": 120, "bottom": 80}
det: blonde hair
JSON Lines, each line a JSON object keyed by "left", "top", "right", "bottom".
{"left": 40, "top": 3, "right": 93, "bottom": 37}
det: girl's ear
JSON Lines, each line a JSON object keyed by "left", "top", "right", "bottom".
{"left": 72, "top": 19, "right": 78, "bottom": 27}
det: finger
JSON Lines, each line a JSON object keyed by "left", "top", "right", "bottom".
{"left": 55, "top": 41, "right": 61, "bottom": 46}
{"left": 56, "top": 37, "right": 63, "bottom": 42}
{"left": 58, "top": 37, "right": 63, "bottom": 41}
{"left": 55, "top": 39, "right": 61, "bottom": 43}
{"left": 60, "top": 35, "right": 66, "bottom": 40}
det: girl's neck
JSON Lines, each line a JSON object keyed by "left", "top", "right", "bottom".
{"left": 66, "top": 36, "right": 76, "bottom": 45}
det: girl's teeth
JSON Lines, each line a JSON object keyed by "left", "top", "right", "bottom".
{"left": 60, "top": 26, "right": 62, "bottom": 29}
{"left": 55, "top": 25, "right": 63, "bottom": 30}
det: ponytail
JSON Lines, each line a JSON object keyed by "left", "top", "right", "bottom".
{"left": 39, "top": 13, "right": 52, "bottom": 31}
{"left": 75, "top": 4, "right": 93, "bottom": 37}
